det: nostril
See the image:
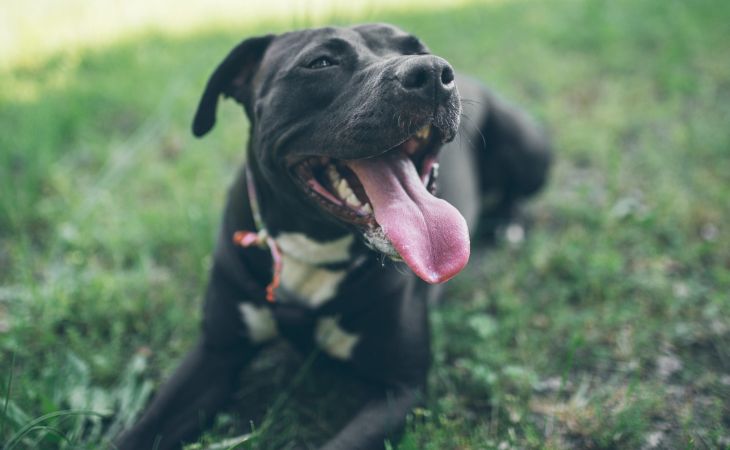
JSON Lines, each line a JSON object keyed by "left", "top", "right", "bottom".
{"left": 402, "top": 66, "right": 430, "bottom": 90}
{"left": 441, "top": 66, "right": 455, "bottom": 86}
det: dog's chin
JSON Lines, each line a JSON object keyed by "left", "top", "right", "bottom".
{"left": 361, "top": 227, "right": 402, "bottom": 261}
{"left": 289, "top": 123, "right": 440, "bottom": 260}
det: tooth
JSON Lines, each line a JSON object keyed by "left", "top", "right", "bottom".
{"left": 326, "top": 165, "right": 340, "bottom": 184}
{"left": 337, "top": 179, "right": 353, "bottom": 198}
{"left": 337, "top": 179, "right": 354, "bottom": 198}
{"left": 345, "top": 192, "right": 362, "bottom": 208}
{"left": 416, "top": 124, "right": 431, "bottom": 140}
{"left": 362, "top": 203, "right": 373, "bottom": 214}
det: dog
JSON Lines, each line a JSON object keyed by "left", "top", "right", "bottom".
{"left": 115, "top": 23, "right": 550, "bottom": 450}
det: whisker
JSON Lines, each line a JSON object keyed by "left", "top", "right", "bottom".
{"left": 393, "top": 261, "right": 411, "bottom": 276}
{"left": 458, "top": 112, "right": 487, "bottom": 150}
{"left": 459, "top": 96, "right": 486, "bottom": 107}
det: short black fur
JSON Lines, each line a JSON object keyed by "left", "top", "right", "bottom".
{"left": 116, "top": 23, "right": 551, "bottom": 450}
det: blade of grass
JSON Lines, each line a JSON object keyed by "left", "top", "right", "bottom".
{"left": 1, "top": 351, "right": 15, "bottom": 440}
{"left": 23, "top": 425, "right": 74, "bottom": 447}
{"left": 5, "top": 410, "right": 102, "bottom": 450}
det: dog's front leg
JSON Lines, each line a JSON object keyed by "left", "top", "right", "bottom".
{"left": 316, "top": 277, "right": 430, "bottom": 450}
{"left": 320, "top": 383, "right": 423, "bottom": 450}
{"left": 114, "top": 337, "right": 255, "bottom": 450}
{"left": 115, "top": 260, "right": 261, "bottom": 450}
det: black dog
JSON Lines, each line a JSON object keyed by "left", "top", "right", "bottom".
{"left": 116, "top": 23, "right": 550, "bottom": 450}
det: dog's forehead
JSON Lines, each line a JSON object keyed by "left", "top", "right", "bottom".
{"left": 265, "top": 23, "right": 420, "bottom": 63}
{"left": 350, "top": 23, "right": 416, "bottom": 48}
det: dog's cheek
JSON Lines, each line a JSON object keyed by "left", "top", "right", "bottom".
{"left": 254, "top": 99, "right": 265, "bottom": 122}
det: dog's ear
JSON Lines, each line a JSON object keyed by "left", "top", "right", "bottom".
{"left": 192, "top": 34, "right": 275, "bottom": 138}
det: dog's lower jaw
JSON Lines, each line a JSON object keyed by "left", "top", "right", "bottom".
{"left": 363, "top": 226, "right": 402, "bottom": 261}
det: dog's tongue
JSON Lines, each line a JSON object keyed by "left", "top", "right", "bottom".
{"left": 347, "top": 151, "right": 470, "bottom": 283}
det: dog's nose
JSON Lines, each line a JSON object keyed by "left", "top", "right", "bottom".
{"left": 397, "top": 55, "right": 456, "bottom": 102}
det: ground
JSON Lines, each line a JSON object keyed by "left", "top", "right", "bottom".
{"left": 1, "top": 0, "right": 729, "bottom": 449}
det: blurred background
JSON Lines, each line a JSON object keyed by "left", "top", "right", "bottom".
{"left": 1, "top": 0, "right": 729, "bottom": 448}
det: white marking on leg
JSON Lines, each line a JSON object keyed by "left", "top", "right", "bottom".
{"left": 315, "top": 317, "right": 360, "bottom": 360}
{"left": 238, "top": 303, "right": 277, "bottom": 343}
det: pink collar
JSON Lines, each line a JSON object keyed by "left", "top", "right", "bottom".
{"left": 232, "top": 165, "right": 282, "bottom": 303}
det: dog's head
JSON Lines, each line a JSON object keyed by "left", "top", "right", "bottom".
{"left": 193, "top": 24, "right": 469, "bottom": 283}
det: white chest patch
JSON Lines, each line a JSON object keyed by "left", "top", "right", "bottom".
{"left": 315, "top": 317, "right": 360, "bottom": 360}
{"left": 275, "top": 233, "right": 353, "bottom": 308}
{"left": 238, "top": 303, "right": 277, "bottom": 343}
{"left": 275, "top": 232, "right": 353, "bottom": 264}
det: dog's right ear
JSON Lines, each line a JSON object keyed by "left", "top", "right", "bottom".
{"left": 192, "top": 34, "right": 275, "bottom": 138}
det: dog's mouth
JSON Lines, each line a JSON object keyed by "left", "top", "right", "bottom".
{"left": 293, "top": 125, "right": 439, "bottom": 226}
{"left": 292, "top": 124, "right": 470, "bottom": 284}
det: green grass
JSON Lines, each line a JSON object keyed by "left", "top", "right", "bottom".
{"left": 2, "top": 0, "right": 730, "bottom": 448}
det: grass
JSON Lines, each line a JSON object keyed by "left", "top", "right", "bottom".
{"left": 1, "top": 0, "right": 730, "bottom": 448}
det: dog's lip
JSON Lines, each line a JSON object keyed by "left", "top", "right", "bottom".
{"left": 293, "top": 159, "right": 376, "bottom": 225}
{"left": 285, "top": 122, "right": 443, "bottom": 167}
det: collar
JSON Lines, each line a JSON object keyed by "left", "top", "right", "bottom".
{"left": 232, "top": 165, "right": 282, "bottom": 303}
{"left": 232, "top": 165, "right": 370, "bottom": 303}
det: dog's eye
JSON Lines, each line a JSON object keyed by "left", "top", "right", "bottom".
{"left": 307, "top": 56, "right": 336, "bottom": 69}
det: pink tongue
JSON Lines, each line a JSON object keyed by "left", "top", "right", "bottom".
{"left": 347, "top": 150, "right": 470, "bottom": 283}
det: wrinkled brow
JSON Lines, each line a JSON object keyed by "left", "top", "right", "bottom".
{"left": 317, "top": 37, "right": 356, "bottom": 52}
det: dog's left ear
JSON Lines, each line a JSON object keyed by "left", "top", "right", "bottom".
{"left": 192, "top": 34, "right": 275, "bottom": 138}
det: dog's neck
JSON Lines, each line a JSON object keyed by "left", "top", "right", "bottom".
{"left": 242, "top": 157, "right": 366, "bottom": 306}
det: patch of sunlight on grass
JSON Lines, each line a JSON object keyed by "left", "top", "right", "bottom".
{"left": 1, "top": 54, "right": 83, "bottom": 103}
{"left": 1, "top": 0, "right": 506, "bottom": 69}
